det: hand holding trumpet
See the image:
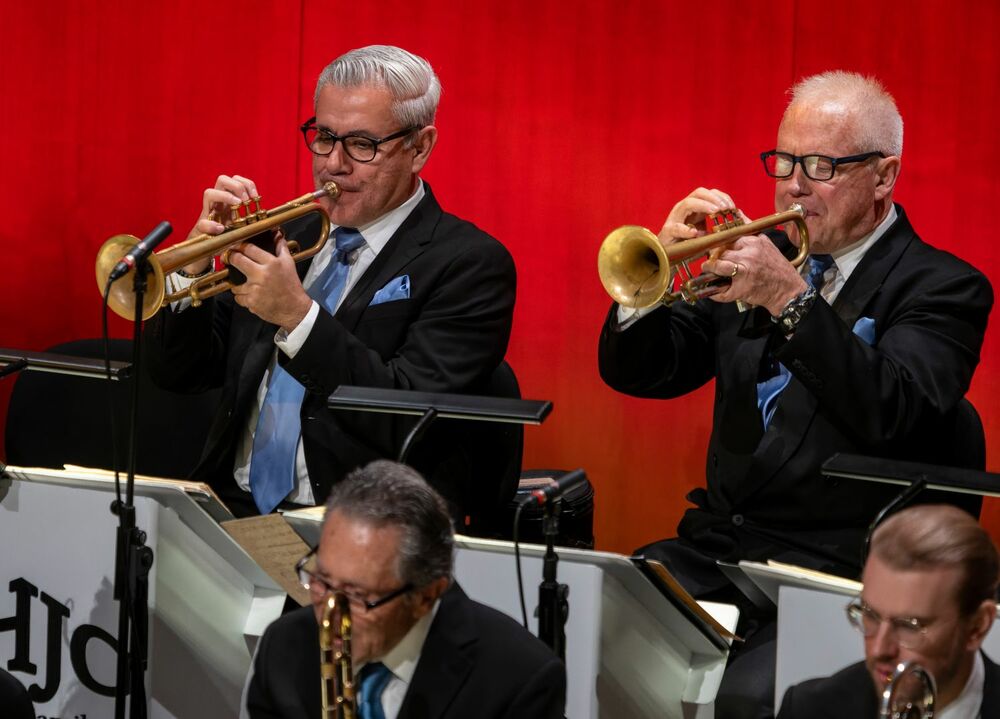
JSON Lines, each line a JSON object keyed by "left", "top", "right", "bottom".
{"left": 189, "top": 174, "right": 314, "bottom": 331}
{"left": 598, "top": 188, "right": 809, "bottom": 311}
{"left": 669, "top": 188, "right": 811, "bottom": 315}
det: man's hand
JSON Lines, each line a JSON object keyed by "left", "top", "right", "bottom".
{"left": 662, "top": 187, "right": 807, "bottom": 315}
{"left": 228, "top": 238, "right": 313, "bottom": 332}
{"left": 702, "top": 235, "right": 807, "bottom": 316}
{"left": 182, "top": 174, "right": 260, "bottom": 275}
{"left": 658, "top": 187, "right": 745, "bottom": 246}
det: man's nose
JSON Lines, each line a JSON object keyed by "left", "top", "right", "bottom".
{"left": 321, "top": 141, "right": 352, "bottom": 174}
{"left": 783, "top": 162, "right": 812, "bottom": 196}
{"left": 869, "top": 621, "right": 900, "bottom": 658}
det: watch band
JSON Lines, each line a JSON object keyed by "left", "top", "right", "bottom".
{"left": 775, "top": 286, "right": 818, "bottom": 334}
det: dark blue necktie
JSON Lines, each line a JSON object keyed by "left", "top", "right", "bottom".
{"left": 248, "top": 227, "right": 365, "bottom": 514}
{"left": 756, "top": 254, "right": 835, "bottom": 428}
{"left": 358, "top": 661, "right": 393, "bottom": 719}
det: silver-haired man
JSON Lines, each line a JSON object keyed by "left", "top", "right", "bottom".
{"left": 599, "top": 70, "right": 992, "bottom": 717}
{"left": 145, "top": 46, "right": 516, "bottom": 524}
{"left": 243, "top": 460, "right": 566, "bottom": 718}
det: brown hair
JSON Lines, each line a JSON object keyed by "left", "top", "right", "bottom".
{"left": 870, "top": 504, "right": 999, "bottom": 615}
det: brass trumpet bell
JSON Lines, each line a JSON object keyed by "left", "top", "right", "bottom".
{"left": 597, "top": 204, "right": 809, "bottom": 309}
{"left": 95, "top": 182, "right": 340, "bottom": 320}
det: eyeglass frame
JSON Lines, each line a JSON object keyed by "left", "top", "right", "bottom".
{"left": 760, "top": 149, "right": 886, "bottom": 181}
{"left": 294, "top": 545, "right": 414, "bottom": 612}
{"left": 845, "top": 599, "right": 932, "bottom": 649}
{"left": 300, "top": 117, "right": 421, "bottom": 162}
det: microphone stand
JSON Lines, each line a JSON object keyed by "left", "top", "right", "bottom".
{"left": 110, "top": 258, "right": 154, "bottom": 719}
{"left": 536, "top": 500, "right": 569, "bottom": 661}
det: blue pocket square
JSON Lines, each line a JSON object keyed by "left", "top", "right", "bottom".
{"left": 370, "top": 275, "right": 410, "bottom": 306}
{"left": 852, "top": 316, "right": 876, "bottom": 345}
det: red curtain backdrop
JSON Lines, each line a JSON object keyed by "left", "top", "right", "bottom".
{"left": 2, "top": 0, "right": 998, "bottom": 555}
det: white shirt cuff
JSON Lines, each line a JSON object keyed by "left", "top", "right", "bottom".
{"left": 275, "top": 300, "right": 320, "bottom": 358}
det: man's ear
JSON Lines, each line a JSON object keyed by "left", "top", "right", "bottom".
{"left": 410, "top": 125, "right": 437, "bottom": 174}
{"left": 410, "top": 576, "right": 449, "bottom": 618}
{"left": 874, "top": 155, "right": 901, "bottom": 201}
{"left": 965, "top": 599, "right": 997, "bottom": 652}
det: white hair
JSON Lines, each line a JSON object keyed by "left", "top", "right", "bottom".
{"left": 315, "top": 45, "right": 441, "bottom": 130}
{"left": 788, "top": 70, "right": 903, "bottom": 156}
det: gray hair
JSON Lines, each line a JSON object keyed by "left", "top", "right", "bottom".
{"left": 870, "top": 504, "right": 999, "bottom": 616}
{"left": 314, "top": 45, "right": 441, "bottom": 130}
{"left": 323, "top": 460, "right": 454, "bottom": 588}
{"left": 788, "top": 70, "right": 904, "bottom": 157}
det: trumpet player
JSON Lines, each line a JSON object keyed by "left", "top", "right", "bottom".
{"left": 143, "top": 46, "right": 516, "bottom": 521}
{"left": 598, "top": 71, "right": 992, "bottom": 718}
{"left": 778, "top": 504, "right": 1000, "bottom": 717}
{"left": 243, "top": 461, "right": 566, "bottom": 719}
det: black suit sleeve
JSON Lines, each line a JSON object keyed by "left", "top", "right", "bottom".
{"left": 775, "top": 684, "right": 800, "bottom": 719}
{"left": 498, "top": 654, "right": 566, "bottom": 719}
{"left": 775, "top": 266, "right": 992, "bottom": 443}
{"left": 285, "top": 236, "right": 515, "bottom": 396}
{"left": 244, "top": 625, "right": 285, "bottom": 719}
{"left": 598, "top": 300, "right": 719, "bottom": 399}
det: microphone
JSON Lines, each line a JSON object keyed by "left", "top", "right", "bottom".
{"left": 519, "top": 468, "right": 587, "bottom": 507}
{"left": 107, "top": 221, "right": 173, "bottom": 282}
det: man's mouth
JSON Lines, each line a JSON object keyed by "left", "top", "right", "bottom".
{"left": 875, "top": 663, "right": 897, "bottom": 685}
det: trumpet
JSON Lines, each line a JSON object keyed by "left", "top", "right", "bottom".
{"left": 597, "top": 203, "right": 809, "bottom": 309}
{"left": 320, "top": 593, "right": 356, "bottom": 718}
{"left": 95, "top": 182, "right": 339, "bottom": 320}
{"left": 880, "top": 661, "right": 935, "bottom": 718}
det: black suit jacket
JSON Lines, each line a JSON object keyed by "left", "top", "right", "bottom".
{"left": 776, "top": 656, "right": 1000, "bottom": 717}
{"left": 144, "top": 185, "right": 517, "bottom": 519}
{"left": 599, "top": 205, "right": 993, "bottom": 573}
{"left": 0, "top": 669, "right": 34, "bottom": 719}
{"left": 245, "top": 584, "right": 566, "bottom": 719}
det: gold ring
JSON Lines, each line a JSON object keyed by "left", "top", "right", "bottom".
{"left": 730, "top": 263, "right": 740, "bottom": 278}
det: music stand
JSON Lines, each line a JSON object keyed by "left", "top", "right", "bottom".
{"left": 0, "top": 348, "right": 131, "bottom": 380}
{"left": 327, "top": 385, "right": 552, "bottom": 462}
{"left": 821, "top": 452, "right": 1000, "bottom": 564}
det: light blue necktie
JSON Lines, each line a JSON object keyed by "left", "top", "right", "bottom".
{"left": 248, "top": 227, "right": 365, "bottom": 514}
{"left": 358, "top": 661, "right": 393, "bottom": 719}
{"left": 756, "top": 254, "right": 834, "bottom": 428}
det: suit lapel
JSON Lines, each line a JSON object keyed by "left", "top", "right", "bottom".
{"left": 398, "top": 584, "right": 475, "bottom": 719}
{"left": 831, "top": 206, "right": 915, "bottom": 327}
{"left": 981, "top": 654, "right": 1000, "bottom": 713}
{"left": 335, "top": 187, "right": 442, "bottom": 333}
{"left": 739, "top": 207, "right": 915, "bottom": 498}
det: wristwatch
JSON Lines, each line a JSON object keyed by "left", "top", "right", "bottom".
{"left": 775, "top": 286, "right": 817, "bottom": 334}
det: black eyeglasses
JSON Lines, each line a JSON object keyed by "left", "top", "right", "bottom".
{"left": 295, "top": 546, "right": 413, "bottom": 612}
{"left": 845, "top": 600, "right": 931, "bottom": 650}
{"left": 760, "top": 150, "right": 886, "bottom": 181}
{"left": 300, "top": 117, "right": 419, "bottom": 162}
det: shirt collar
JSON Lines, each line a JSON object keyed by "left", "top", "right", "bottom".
{"left": 361, "top": 597, "right": 440, "bottom": 686}
{"left": 333, "top": 178, "right": 425, "bottom": 258}
{"left": 827, "top": 203, "right": 897, "bottom": 284}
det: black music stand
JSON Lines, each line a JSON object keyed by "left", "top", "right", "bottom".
{"left": 821, "top": 452, "right": 1000, "bottom": 564}
{"left": 0, "top": 348, "right": 131, "bottom": 380}
{"left": 327, "top": 385, "right": 552, "bottom": 462}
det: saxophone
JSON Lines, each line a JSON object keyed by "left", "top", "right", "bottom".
{"left": 879, "top": 661, "right": 936, "bottom": 718}
{"left": 320, "top": 593, "right": 356, "bottom": 718}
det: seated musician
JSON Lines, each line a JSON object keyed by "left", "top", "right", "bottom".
{"left": 598, "top": 70, "right": 992, "bottom": 717}
{"left": 144, "top": 45, "right": 516, "bottom": 526}
{"left": 242, "top": 460, "right": 565, "bottom": 719}
{"left": 778, "top": 504, "right": 1000, "bottom": 717}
